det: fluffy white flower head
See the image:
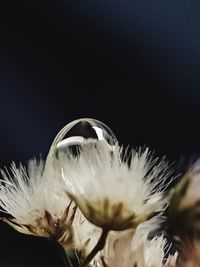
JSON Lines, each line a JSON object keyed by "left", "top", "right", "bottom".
{"left": 62, "top": 140, "right": 171, "bottom": 231}
{"left": 0, "top": 159, "right": 76, "bottom": 248}
{"left": 72, "top": 208, "right": 102, "bottom": 257}
{"left": 94, "top": 225, "right": 176, "bottom": 267}
{"left": 178, "top": 160, "right": 200, "bottom": 210}
{"left": 132, "top": 234, "right": 175, "bottom": 267}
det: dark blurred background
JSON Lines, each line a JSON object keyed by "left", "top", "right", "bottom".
{"left": 0, "top": 0, "right": 200, "bottom": 266}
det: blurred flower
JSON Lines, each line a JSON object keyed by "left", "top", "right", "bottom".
{"left": 0, "top": 159, "right": 76, "bottom": 249}
{"left": 131, "top": 234, "right": 168, "bottom": 267}
{"left": 94, "top": 222, "right": 177, "bottom": 267}
{"left": 72, "top": 208, "right": 101, "bottom": 258}
{"left": 62, "top": 140, "right": 172, "bottom": 231}
{"left": 167, "top": 160, "right": 200, "bottom": 267}
{"left": 167, "top": 160, "right": 200, "bottom": 238}
{"left": 96, "top": 229, "right": 135, "bottom": 267}
{"left": 177, "top": 160, "right": 200, "bottom": 210}
{"left": 164, "top": 254, "right": 178, "bottom": 267}
{"left": 175, "top": 239, "right": 200, "bottom": 267}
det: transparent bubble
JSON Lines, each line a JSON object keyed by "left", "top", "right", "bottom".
{"left": 48, "top": 118, "right": 118, "bottom": 159}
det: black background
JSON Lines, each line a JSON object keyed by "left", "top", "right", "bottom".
{"left": 1, "top": 0, "right": 200, "bottom": 266}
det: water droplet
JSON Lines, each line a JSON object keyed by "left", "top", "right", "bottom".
{"left": 48, "top": 118, "right": 117, "bottom": 159}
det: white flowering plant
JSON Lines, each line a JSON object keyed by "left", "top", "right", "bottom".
{"left": 0, "top": 118, "right": 199, "bottom": 267}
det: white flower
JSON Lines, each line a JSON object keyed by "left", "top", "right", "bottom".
{"left": 178, "top": 160, "right": 200, "bottom": 210}
{"left": 166, "top": 161, "right": 200, "bottom": 267}
{"left": 175, "top": 238, "right": 200, "bottom": 267}
{"left": 72, "top": 208, "right": 102, "bottom": 257}
{"left": 167, "top": 160, "right": 200, "bottom": 240}
{"left": 94, "top": 224, "right": 177, "bottom": 267}
{"left": 96, "top": 229, "right": 135, "bottom": 267}
{"left": 132, "top": 234, "right": 167, "bottom": 267}
{"left": 0, "top": 159, "right": 76, "bottom": 249}
{"left": 164, "top": 254, "right": 178, "bottom": 267}
{"left": 61, "top": 140, "right": 172, "bottom": 231}
{"left": 130, "top": 219, "right": 176, "bottom": 267}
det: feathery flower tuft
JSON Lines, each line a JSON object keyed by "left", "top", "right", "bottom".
{"left": 94, "top": 226, "right": 177, "bottom": 267}
{"left": 96, "top": 229, "right": 135, "bottom": 267}
{"left": 72, "top": 208, "right": 102, "bottom": 257}
{"left": 131, "top": 234, "right": 168, "bottom": 267}
{"left": 0, "top": 159, "right": 76, "bottom": 249}
{"left": 174, "top": 239, "right": 200, "bottom": 267}
{"left": 167, "top": 160, "right": 200, "bottom": 266}
{"left": 61, "top": 140, "right": 172, "bottom": 231}
{"left": 0, "top": 118, "right": 183, "bottom": 267}
{"left": 167, "top": 160, "right": 200, "bottom": 237}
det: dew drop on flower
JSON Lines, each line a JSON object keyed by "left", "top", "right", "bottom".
{"left": 48, "top": 118, "right": 117, "bottom": 159}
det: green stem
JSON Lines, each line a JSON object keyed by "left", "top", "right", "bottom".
{"left": 80, "top": 229, "right": 109, "bottom": 267}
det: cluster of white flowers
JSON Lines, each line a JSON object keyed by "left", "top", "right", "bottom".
{"left": 0, "top": 118, "right": 200, "bottom": 267}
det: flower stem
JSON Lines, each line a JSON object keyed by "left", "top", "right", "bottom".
{"left": 80, "top": 229, "right": 109, "bottom": 267}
